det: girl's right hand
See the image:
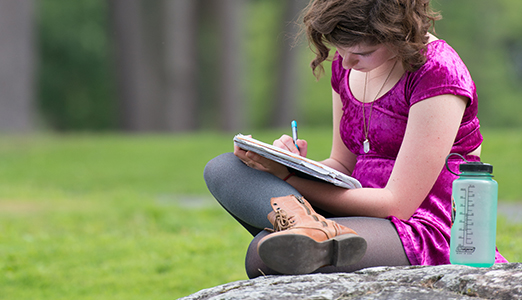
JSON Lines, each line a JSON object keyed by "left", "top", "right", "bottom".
{"left": 273, "top": 134, "right": 308, "bottom": 157}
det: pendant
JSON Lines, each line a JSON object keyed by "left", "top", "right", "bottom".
{"left": 363, "top": 139, "right": 370, "bottom": 153}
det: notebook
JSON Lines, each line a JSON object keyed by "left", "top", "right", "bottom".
{"left": 233, "top": 134, "right": 361, "bottom": 189}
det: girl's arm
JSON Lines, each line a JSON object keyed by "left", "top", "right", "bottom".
{"left": 285, "top": 90, "right": 468, "bottom": 220}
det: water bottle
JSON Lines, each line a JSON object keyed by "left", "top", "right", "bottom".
{"left": 447, "top": 153, "right": 498, "bottom": 267}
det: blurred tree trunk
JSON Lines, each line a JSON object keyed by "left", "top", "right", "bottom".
{"left": 109, "top": 0, "right": 161, "bottom": 131}
{"left": 163, "top": 0, "right": 199, "bottom": 131}
{"left": 110, "top": 0, "right": 244, "bottom": 132}
{"left": 0, "top": 0, "right": 36, "bottom": 132}
{"left": 271, "top": 0, "right": 306, "bottom": 127}
{"left": 215, "top": 0, "right": 244, "bottom": 132}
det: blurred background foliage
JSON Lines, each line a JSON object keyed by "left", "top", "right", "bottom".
{"left": 7, "top": 0, "right": 522, "bottom": 132}
{"left": 38, "top": 0, "right": 116, "bottom": 131}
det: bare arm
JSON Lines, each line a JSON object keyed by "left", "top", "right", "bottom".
{"left": 285, "top": 90, "right": 468, "bottom": 220}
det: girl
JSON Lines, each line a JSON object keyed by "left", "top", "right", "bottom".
{"left": 204, "top": 0, "right": 507, "bottom": 278}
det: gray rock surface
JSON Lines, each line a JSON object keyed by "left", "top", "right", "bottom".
{"left": 180, "top": 263, "right": 522, "bottom": 300}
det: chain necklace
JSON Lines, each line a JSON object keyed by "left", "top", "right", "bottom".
{"left": 361, "top": 59, "right": 398, "bottom": 154}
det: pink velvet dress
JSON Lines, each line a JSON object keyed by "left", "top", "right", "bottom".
{"left": 331, "top": 40, "right": 507, "bottom": 265}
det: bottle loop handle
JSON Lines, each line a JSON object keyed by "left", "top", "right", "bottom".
{"left": 445, "top": 153, "right": 468, "bottom": 176}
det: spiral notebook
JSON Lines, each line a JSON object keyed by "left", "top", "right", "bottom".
{"left": 233, "top": 134, "right": 361, "bottom": 189}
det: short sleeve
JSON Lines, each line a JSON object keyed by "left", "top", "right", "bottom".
{"left": 407, "top": 41, "right": 477, "bottom": 108}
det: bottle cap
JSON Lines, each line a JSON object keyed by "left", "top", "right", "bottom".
{"left": 459, "top": 161, "right": 493, "bottom": 173}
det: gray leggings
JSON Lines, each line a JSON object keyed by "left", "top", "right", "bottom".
{"left": 204, "top": 153, "right": 410, "bottom": 278}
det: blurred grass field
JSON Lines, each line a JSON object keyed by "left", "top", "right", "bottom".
{"left": 0, "top": 128, "right": 521, "bottom": 299}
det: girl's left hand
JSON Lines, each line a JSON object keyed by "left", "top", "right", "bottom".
{"left": 234, "top": 134, "right": 307, "bottom": 180}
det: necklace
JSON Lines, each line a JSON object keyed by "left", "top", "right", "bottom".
{"left": 362, "top": 59, "right": 398, "bottom": 153}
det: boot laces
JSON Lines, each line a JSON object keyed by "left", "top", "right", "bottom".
{"left": 273, "top": 209, "right": 295, "bottom": 232}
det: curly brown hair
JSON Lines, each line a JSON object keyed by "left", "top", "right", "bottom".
{"left": 302, "top": 0, "right": 441, "bottom": 78}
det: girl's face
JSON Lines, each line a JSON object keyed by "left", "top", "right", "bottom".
{"left": 336, "top": 43, "right": 396, "bottom": 72}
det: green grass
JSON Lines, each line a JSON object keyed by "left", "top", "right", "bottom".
{"left": 0, "top": 133, "right": 250, "bottom": 299}
{"left": 0, "top": 129, "right": 520, "bottom": 299}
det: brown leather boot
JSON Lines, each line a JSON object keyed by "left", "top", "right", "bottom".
{"left": 257, "top": 194, "right": 367, "bottom": 275}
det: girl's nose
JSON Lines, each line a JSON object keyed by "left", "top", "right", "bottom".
{"left": 341, "top": 53, "right": 358, "bottom": 69}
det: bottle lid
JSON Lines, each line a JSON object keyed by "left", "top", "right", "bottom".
{"left": 459, "top": 161, "right": 493, "bottom": 173}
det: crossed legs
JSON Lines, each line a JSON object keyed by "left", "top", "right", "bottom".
{"left": 204, "top": 153, "right": 410, "bottom": 278}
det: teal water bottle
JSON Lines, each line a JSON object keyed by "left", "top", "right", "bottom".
{"left": 447, "top": 154, "right": 498, "bottom": 267}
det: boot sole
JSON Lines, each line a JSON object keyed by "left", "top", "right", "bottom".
{"left": 258, "top": 233, "right": 367, "bottom": 275}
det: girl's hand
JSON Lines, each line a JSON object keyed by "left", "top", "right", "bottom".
{"left": 234, "top": 134, "right": 308, "bottom": 180}
{"left": 273, "top": 134, "right": 308, "bottom": 157}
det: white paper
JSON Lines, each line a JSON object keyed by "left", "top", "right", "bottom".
{"left": 233, "top": 134, "right": 362, "bottom": 189}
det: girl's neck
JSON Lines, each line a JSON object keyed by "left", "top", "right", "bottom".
{"left": 368, "top": 57, "right": 401, "bottom": 79}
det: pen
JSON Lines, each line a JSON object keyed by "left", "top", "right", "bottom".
{"left": 291, "top": 120, "right": 299, "bottom": 151}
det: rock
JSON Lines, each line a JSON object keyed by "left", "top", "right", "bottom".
{"left": 179, "top": 263, "right": 522, "bottom": 300}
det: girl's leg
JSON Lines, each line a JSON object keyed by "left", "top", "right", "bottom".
{"left": 245, "top": 216, "right": 410, "bottom": 278}
{"left": 204, "top": 152, "right": 302, "bottom": 236}
{"left": 206, "top": 153, "right": 410, "bottom": 278}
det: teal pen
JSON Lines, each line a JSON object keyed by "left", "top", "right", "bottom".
{"left": 291, "top": 120, "right": 299, "bottom": 151}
